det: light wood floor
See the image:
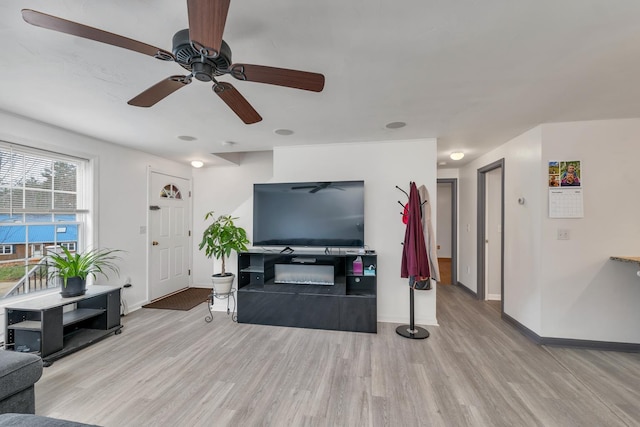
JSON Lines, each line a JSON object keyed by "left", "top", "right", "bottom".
{"left": 437, "top": 258, "right": 452, "bottom": 285}
{"left": 35, "top": 284, "right": 640, "bottom": 426}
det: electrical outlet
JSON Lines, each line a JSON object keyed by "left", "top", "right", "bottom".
{"left": 557, "top": 229, "right": 570, "bottom": 240}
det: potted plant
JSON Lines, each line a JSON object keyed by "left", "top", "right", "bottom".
{"left": 198, "top": 211, "right": 250, "bottom": 294}
{"left": 46, "top": 246, "right": 123, "bottom": 297}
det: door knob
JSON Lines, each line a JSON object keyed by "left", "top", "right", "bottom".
{"left": 152, "top": 241, "right": 159, "bottom": 246}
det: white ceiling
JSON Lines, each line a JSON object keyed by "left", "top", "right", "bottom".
{"left": 2, "top": 0, "right": 640, "bottom": 167}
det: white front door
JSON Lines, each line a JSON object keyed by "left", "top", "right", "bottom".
{"left": 148, "top": 171, "right": 191, "bottom": 301}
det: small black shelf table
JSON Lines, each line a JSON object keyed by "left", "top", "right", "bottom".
{"left": 4, "top": 285, "right": 122, "bottom": 366}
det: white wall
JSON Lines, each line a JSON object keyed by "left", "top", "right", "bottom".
{"left": 191, "top": 151, "right": 273, "bottom": 286}
{"left": 191, "top": 141, "right": 439, "bottom": 325}
{"left": 0, "top": 110, "right": 191, "bottom": 314}
{"left": 274, "top": 139, "right": 438, "bottom": 325}
{"left": 437, "top": 169, "right": 459, "bottom": 180}
{"left": 539, "top": 119, "right": 640, "bottom": 342}
{"left": 459, "top": 119, "right": 640, "bottom": 344}
{"left": 458, "top": 126, "right": 543, "bottom": 333}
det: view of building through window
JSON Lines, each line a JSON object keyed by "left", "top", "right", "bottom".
{"left": 0, "top": 143, "right": 87, "bottom": 299}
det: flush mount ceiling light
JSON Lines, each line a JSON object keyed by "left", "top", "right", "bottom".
{"left": 449, "top": 152, "right": 465, "bottom": 161}
{"left": 274, "top": 128, "right": 294, "bottom": 136}
{"left": 190, "top": 160, "right": 204, "bottom": 168}
{"left": 385, "top": 121, "right": 406, "bottom": 129}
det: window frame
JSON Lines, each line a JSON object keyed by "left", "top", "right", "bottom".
{"left": 60, "top": 242, "right": 77, "bottom": 252}
{"left": 0, "top": 141, "right": 91, "bottom": 299}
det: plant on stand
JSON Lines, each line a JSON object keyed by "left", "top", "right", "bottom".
{"left": 46, "top": 246, "right": 123, "bottom": 297}
{"left": 198, "top": 211, "right": 250, "bottom": 294}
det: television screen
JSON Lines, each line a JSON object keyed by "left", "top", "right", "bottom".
{"left": 253, "top": 180, "right": 365, "bottom": 248}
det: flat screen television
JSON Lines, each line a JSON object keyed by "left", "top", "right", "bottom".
{"left": 253, "top": 180, "right": 364, "bottom": 248}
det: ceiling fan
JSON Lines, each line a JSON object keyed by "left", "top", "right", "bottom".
{"left": 21, "top": 0, "right": 325, "bottom": 124}
{"left": 291, "top": 182, "right": 345, "bottom": 193}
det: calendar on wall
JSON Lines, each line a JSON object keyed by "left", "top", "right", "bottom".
{"left": 548, "top": 160, "right": 583, "bottom": 218}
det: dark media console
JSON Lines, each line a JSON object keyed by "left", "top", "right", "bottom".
{"left": 237, "top": 251, "right": 377, "bottom": 333}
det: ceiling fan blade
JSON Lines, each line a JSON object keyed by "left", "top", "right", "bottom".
{"left": 21, "top": 9, "right": 175, "bottom": 61}
{"left": 187, "top": 0, "right": 230, "bottom": 57}
{"left": 128, "top": 76, "right": 191, "bottom": 107}
{"left": 213, "top": 82, "right": 262, "bottom": 124}
{"left": 230, "top": 64, "right": 325, "bottom": 92}
{"left": 310, "top": 182, "right": 331, "bottom": 193}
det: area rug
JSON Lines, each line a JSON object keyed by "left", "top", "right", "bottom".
{"left": 142, "top": 287, "right": 211, "bottom": 311}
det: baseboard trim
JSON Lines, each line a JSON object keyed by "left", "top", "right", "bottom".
{"left": 502, "top": 312, "right": 640, "bottom": 352}
{"left": 540, "top": 337, "right": 640, "bottom": 353}
{"left": 501, "top": 312, "right": 542, "bottom": 344}
{"left": 455, "top": 281, "right": 477, "bottom": 298}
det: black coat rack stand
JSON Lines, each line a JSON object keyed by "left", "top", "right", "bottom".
{"left": 395, "top": 287, "right": 430, "bottom": 339}
{"left": 395, "top": 184, "right": 429, "bottom": 340}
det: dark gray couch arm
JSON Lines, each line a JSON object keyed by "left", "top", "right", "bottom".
{"left": 0, "top": 414, "right": 99, "bottom": 426}
{"left": 0, "top": 351, "right": 43, "bottom": 415}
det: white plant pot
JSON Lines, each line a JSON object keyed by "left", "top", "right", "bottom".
{"left": 211, "top": 273, "right": 235, "bottom": 295}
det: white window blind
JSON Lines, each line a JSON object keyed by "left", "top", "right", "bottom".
{"left": 0, "top": 143, "right": 84, "bottom": 214}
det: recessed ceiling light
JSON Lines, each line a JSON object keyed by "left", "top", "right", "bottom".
{"left": 178, "top": 135, "right": 197, "bottom": 141}
{"left": 438, "top": 161, "right": 447, "bottom": 166}
{"left": 385, "top": 121, "right": 406, "bottom": 129}
{"left": 450, "top": 152, "right": 465, "bottom": 161}
{"left": 190, "top": 160, "right": 204, "bottom": 168}
{"left": 221, "top": 140, "right": 236, "bottom": 146}
{"left": 274, "top": 129, "right": 294, "bottom": 136}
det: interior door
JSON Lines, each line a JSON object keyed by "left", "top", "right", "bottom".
{"left": 485, "top": 167, "right": 502, "bottom": 301}
{"left": 148, "top": 172, "right": 191, "bottom": 301}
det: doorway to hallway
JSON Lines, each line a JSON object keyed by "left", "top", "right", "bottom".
{"left": 477, "top": 159, "right": 504, "bottom": 312}
{"left": 436, "top": 178, "right": 457, "bottom": 286}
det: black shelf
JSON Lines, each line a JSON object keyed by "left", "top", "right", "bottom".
{"left": 237, "top": 251, "right": 377, "bottom": 333}
{"left": 63, "top": 308, "right": 105, "bottom": 327}
{"left": 43, "top": 326, "right": 122, "bottom": 364}
{"left": 4, "top": 286, "right": 122, "bottom": 366}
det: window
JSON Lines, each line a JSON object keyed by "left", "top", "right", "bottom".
{"left": 0, "top": 245, "right": 12, "bottom": 255}
{"left": 160, "top": 184, "right": 182, "bottom": 199}
{"left": 0, "top": 142, "right": 88, "bottom": 298}
{"left": 60, "top": 242, "right": 76, "bottom": 252}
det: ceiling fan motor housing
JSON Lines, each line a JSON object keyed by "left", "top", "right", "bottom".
{"left": 172, "top": 29, "right": 232, "bottom": 79}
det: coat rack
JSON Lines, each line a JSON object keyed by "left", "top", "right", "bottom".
{"left": 396, "top": 184, "right": 430, "bottom": 340}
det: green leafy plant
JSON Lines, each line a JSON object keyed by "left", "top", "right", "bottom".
{"left": 47, "top": 246, "right": 123, "bottom": 286}
{"left": 198, "top": 211, "right": 250, "bottom": 276}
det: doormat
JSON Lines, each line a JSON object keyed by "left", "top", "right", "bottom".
{"left": 142, "top": 288, "right": 211, "bottom": 311}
